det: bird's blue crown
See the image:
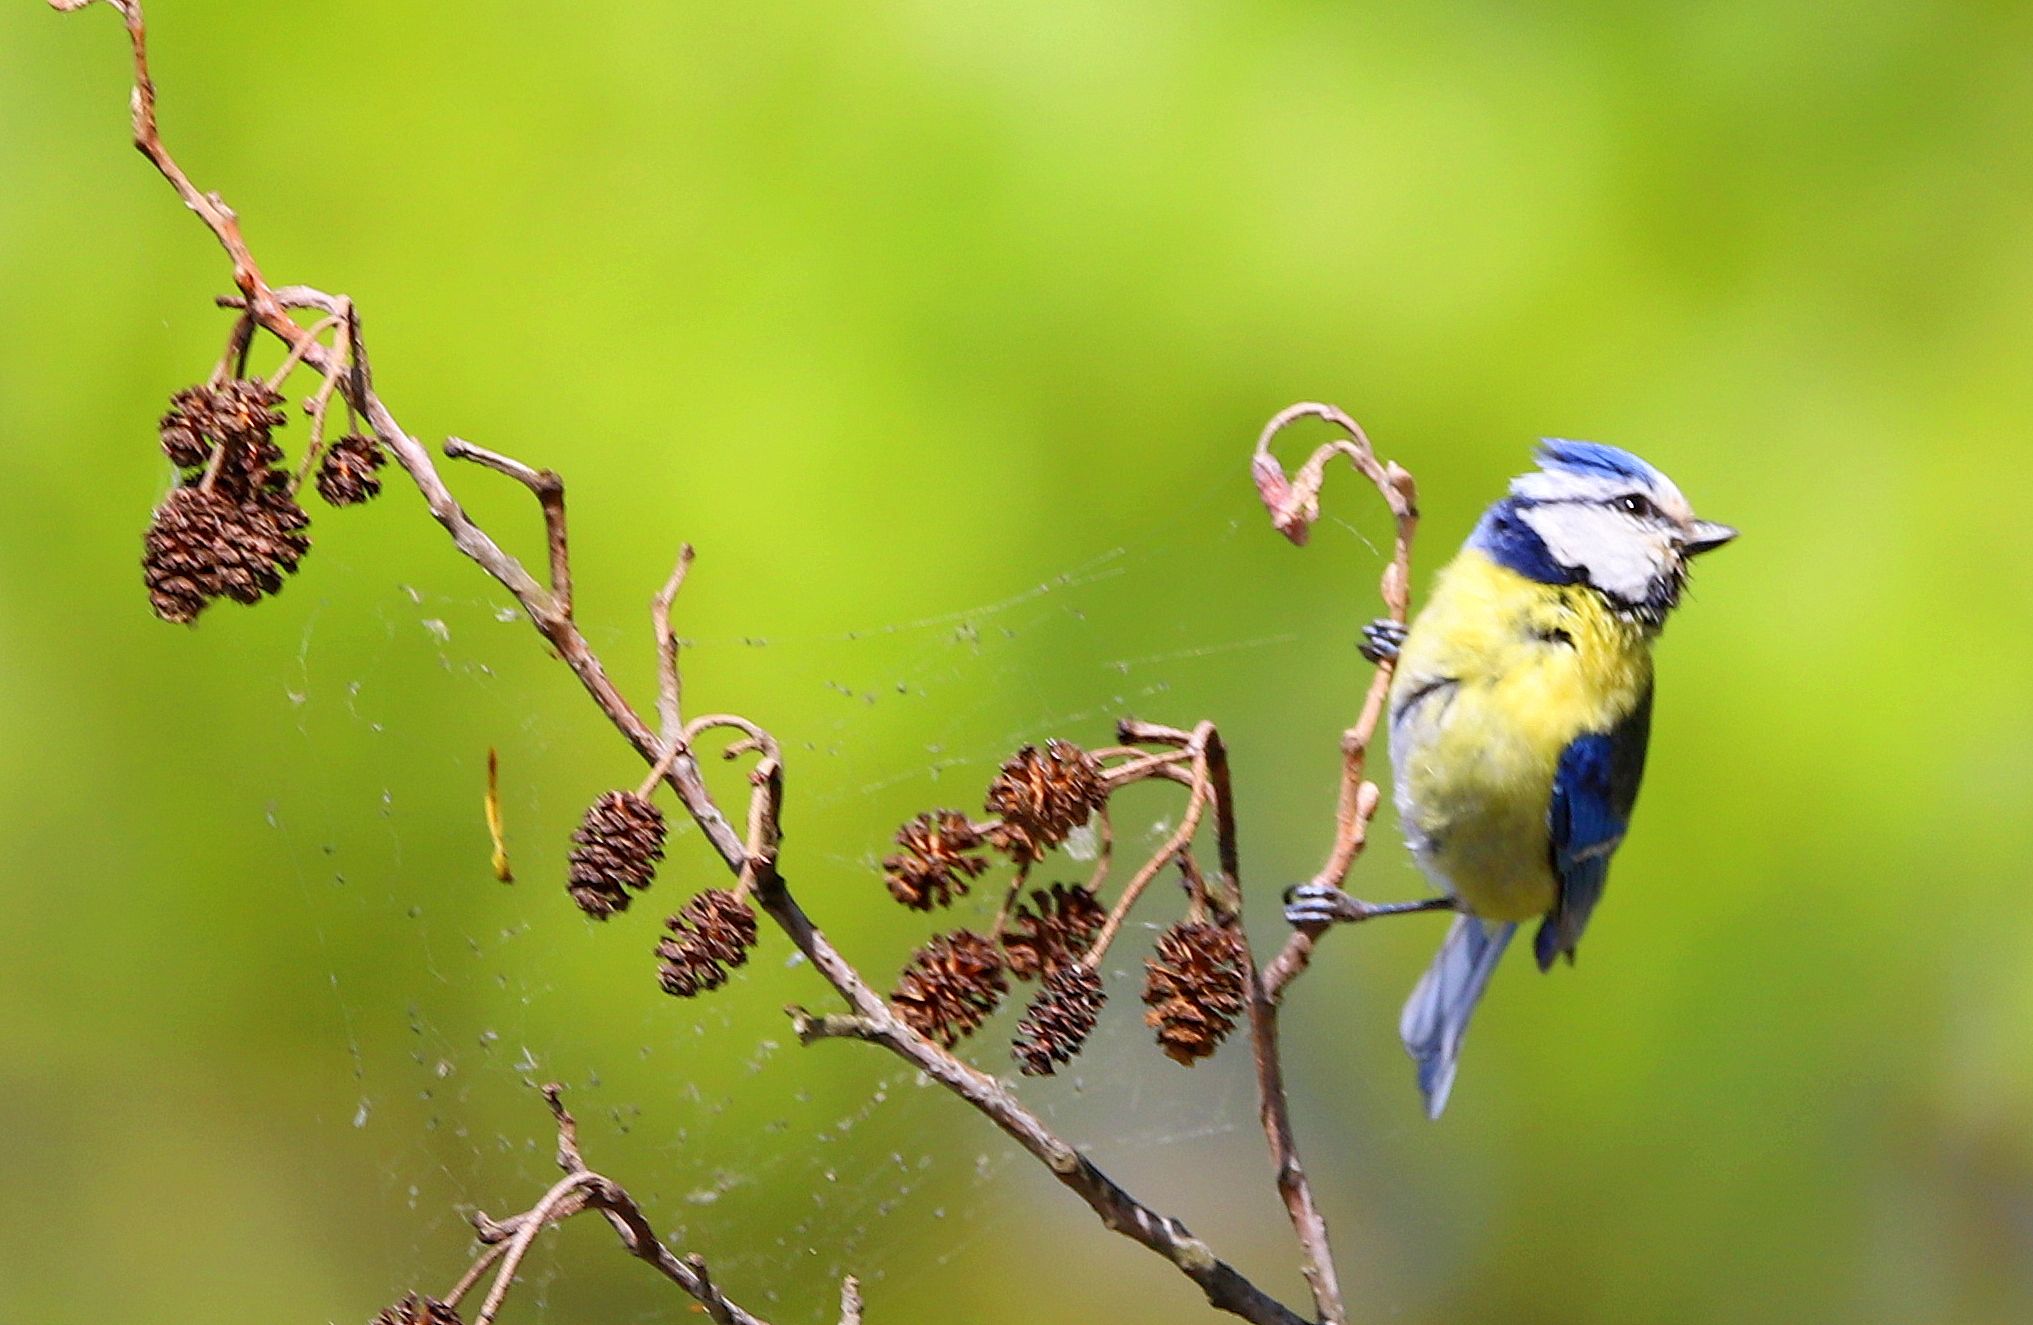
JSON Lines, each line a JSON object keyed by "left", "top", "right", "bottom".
{"left": 1531, "top": 438, "right": 1662, "bottom": 488}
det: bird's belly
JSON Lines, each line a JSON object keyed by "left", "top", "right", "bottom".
{"left": 1396, "top": 697, "right": 1562, "bottom": 922}
{"left": 1387, "top": 550, "right": 1655, "bottom": 925}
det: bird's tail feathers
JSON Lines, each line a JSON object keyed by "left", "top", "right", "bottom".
{"left": 1400, "top": 915, "right": 1515, "bottom": 1119}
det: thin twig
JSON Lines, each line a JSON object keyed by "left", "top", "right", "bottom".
{"left": 1084, "top": 742, "right": 1211, "bottom": 964}
{"left": 653, "top": 543, "right": 696, "bottom": 742}
{"left": 1195, "top": 724, "right": 1344, "bottom": 1325}
{"left": 442, "top": 1238, "right": 511, "bottom": 1309}
{"left": 1084, "top": 802, "right": 1115, "bottom": 897}
{"left": 1250, "top": 402, "right": 1423, "bottom": 1004}
{"left": 444, "top": 435, "right": 573, "bottom": 617}
{"left": 263, "top": 313, "right": 342, "bottom": 389}
{"left": 472, "top": 1171, "right": 603, "bottom": 1325}
{"left": 988, "top": 859, "right": 1034, "bottom": 938}
{"left": 291, "top": 325, "right": 350, "bottom": 492}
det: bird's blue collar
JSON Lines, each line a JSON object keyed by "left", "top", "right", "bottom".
{"left": 1466, "top": 498, "right": 1577, "bottom": 586}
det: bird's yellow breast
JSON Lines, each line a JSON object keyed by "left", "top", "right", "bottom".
{"left": 1388, "top": 550, "right": 1652, "bottom": 921}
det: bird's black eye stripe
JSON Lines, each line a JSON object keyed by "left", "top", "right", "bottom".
{"left": 1615, "top": 493, "right": 1655, "bottom": 518}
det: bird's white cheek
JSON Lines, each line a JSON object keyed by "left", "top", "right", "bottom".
{"left": 1521, "top": 505, "right": 1661, "bottom": 602}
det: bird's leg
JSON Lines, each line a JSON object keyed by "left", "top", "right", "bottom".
{"left": 1282, "top": 883, "right": 1456, "bottom": 927}
{"left": 1359, "top": 618, "right": 1408, "bottom": 664}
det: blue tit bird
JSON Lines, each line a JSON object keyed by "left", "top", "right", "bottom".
{"left": 1286, "top": 439, "right": 1735, "bottom": 1118}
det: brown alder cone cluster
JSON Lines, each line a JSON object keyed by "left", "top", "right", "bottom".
{"left": 142, "top": 353, "right": 387, "bottom": 623}
{"left": 877, "top": 738, "right": 1249, "bottom": 1074}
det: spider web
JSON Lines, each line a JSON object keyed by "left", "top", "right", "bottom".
{"left": 258, "top": 455, "right": 1410, "bottom": 1323}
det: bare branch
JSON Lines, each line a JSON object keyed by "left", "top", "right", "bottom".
{"left": 1251, "top": 402, "right": 1422, "bottom": 1004}
{"left": 653, "top": 543, "right": 696, "bottom": 741}
{"left": 447, "top": 1087, "right": 777, "bottom": 1325}
{"left": 445, "top": 435, "right": 572, "bottom": 616}
{"left": 783, "top": 975, "right": 1312, "bottom": 1325}
{"left": 1111, "top": 721, "right": 1348, "bottom": 1324}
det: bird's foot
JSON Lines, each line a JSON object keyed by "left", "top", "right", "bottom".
{"left": 1283, "top": 882, "right": 1368, "bottom": 927}
{"left": 1359, "top": 618, "right": 1408, "bottom": 664}
{"left": 1283, "top": 884, "right": 1459, "bottom": 928}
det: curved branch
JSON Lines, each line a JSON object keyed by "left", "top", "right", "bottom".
{"left": 1251, "top": 402, "right": 1421, "bottom": 1003}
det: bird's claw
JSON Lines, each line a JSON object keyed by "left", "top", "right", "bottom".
{"left": 1283, "top": 882, "right": 1363, "bottom": 927}
{"left": 1359, "top": 618, "right": 1408, "bottom": 664}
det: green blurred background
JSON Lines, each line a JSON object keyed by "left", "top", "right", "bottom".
{"left": 5, "top": 2, "right": 2032, "bottom": 1321}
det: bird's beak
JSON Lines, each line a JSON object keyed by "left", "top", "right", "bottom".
{"left": 1681, "top": 520, "right": 1738, "bottom": 556}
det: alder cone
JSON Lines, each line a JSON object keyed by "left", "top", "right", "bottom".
{"left": 159, "top": 384, "right": 224, "bottom": 469}
{"left": 208, "top": 377, "right": 288, "bottom": 449}
{"left": 891, "top": 930, "right": 1007, "bottom": 1047}
{"left": 1012, "top": 965, "right": 1104, "bottom": 1076}
{"left": 317, "top": 431, "right": 386, "bottom": 506}
{"left": 883, "top": 809, "right": 989, "bottom": 910}
{"left": 566, "top": 790, "right": 666, "bottom": 919}
{"left": 984, "top": 740, "right": 1104, "bottom": 863}
{"left": 999, "top": 881, "right": 1104, "bottom": 981}
{"left": 215, "top": 479, "right": 311, "bottom": 603}
{"left": 142, "top": 486, "right": 236, "bottom": 623}
{"left": 657, "top": 888, "right": 759, "bottom": 997}
{"left": 1142, "top": 920, "right": 1247, "bottom": 1065}
{"left": 141, "top": 479, "right": 311, "bottom": 622}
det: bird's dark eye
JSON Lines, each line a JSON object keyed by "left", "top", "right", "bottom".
{"left": 1616, "top": 494, "right": 1655, "bottom": 519}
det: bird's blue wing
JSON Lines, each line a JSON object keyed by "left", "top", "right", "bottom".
{"left": 1537, "top": 687, "right": 1652, "bottom": 971}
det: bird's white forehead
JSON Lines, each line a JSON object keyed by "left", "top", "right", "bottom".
{"left": 1510, "top": 467, "right": 1693, "bottom": 522}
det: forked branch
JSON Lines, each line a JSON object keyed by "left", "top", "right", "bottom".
{"left": 427, "top": 1085, "right": 790, "bottom": 1325}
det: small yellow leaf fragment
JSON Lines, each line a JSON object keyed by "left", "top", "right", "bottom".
{"left": 486, "top": 746, "right": 513, "bottom": 882}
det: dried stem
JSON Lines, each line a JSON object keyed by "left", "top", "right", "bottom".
{"left": 1084, "top": 743, "right": 1211, "bottom": 963}
{"left": 263, "top": 313, "right": 343, "bottom": 389}
{"left": 653, "top": 543, "right": 696, "bottom": 741}
{"left": 633, "top": 734, "right": 690, "bottom": 799}
{"left": 444, "top": 435, "right": 573, "bottom": 617}
{"left": 291, "top": 320, "right": 351, "bottom": 492}
{"left": 1249, "top": 402, "right": 1425, "bottom": 1004}
{"left": 1085, "top": 802, "right": 1115, "bottom": 896}
{"left": 989, "top": 858, "right": 1035, "bottom": 939}
{"left": 442, "top": 1238, "right": 510, "bottom": 1309}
